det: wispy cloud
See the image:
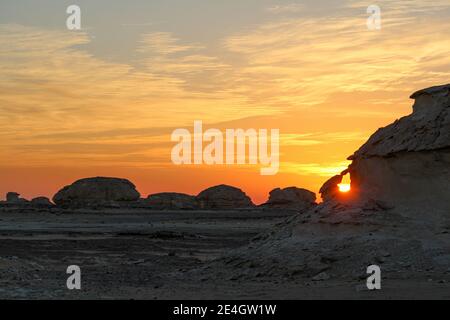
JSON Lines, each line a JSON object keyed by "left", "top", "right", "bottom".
{"left": 266, "top": 4, "right": 305, "bottom": 14}
{"left": 224, "top": 11, "right": 450, "bottom": 108}
{"left": 281, "top": 161, "right": 351, "bottom": 177}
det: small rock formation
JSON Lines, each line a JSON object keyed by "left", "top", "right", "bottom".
{"left": 196, "top": 184, "right": 254, "bottom": 209}
{"left": 53, "top": 177, "right": 140, "bottom": 208}
{"left": 146, "top": 192, "right": 198, "bottom": 210}
{"left": 31, "top": 197, "right": 54, "bottom": 207}
{"left": 6, "top": 192, "right": 20, "bottom": 203}
{"left": 5, "top": 192, "right": 28, "bottom": 204}
{"left": 263, "top": 187, "right": 316, "bottom": 210}
{"left": 319, "top": 174, "right": 344, "bottom": 202}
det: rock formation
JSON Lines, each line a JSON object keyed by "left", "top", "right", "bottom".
{"left": 53, "top": 177, "right": 140, "bottom": 208}
{"left": 146, "top": 192, "right": 198, "bottom": 210}
{"left": 31, "top": 197, "right": 54, "bottom": 207}
{"left": 319, "top": 174, "right": 344, "bottom": 202}
{"left": 5, "top": 192, "right": 28, "bottom": 204}
{"left": 317, "top": 83, "right": 450, "bottom": 212}
{"left": 6, "top": 192, "right": 20, "bottom": 202}
{"left": 262, "top": 187, "right": 316, "bottom": 210}
{"left": 208, "top": 84, "right": 450, "bottom": 285}
{"left": 196, "top": 185, "right": 254, "bottom": 209}
{"left": 344, "top": 83, "right": 450, "bottom": 211}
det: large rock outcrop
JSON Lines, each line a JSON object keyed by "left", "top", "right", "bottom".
{"left": 345, "top": 83, "right": 450, "bottom": 211}
{"left": 206, "top": 84, "right": 450, "bottom": 288}
{"left": 263, "top": 187, "right": 316, "bottom": 210}
{"left": 146, "top": 192, "right": 198, "bottom": 210}
{"left": 53, "top": 177, "right": 140, "bottom": 207}
{"left": 196, "top": 185, "right": 254, "bottom": 209}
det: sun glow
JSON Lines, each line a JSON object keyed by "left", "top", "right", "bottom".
{"left": 338, "top": 183, "right": 351, "bottom": 193}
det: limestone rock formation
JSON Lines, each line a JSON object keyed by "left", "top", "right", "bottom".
{"left": 196, "top": 185, "right": 254, "bottom": 209}
{"left": 346, "top": 83, "right": 450, "bottom": 210}
{"left": 5, "top": 192, "right": 28, "bottom": 204}
{"left": 146, "top": 192, "right": 198, "bottom": 210}
{"left": 207, "top": 84, "right": 450, "bottom": 285}
{"left": 6, "top": 192, "right": 20, "bottom": 203}
{"left": 31, "top": 197, "right": 54, "bottom": 207}
{"left": 263, "top": 187, "right": 316, "bottom": 210}
{"left": 53, "top": 177, "right": 140, "bottom": 207}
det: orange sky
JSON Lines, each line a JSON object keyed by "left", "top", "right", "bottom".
{"left": 1, "top": 1, "right": 450, "bottom": 204}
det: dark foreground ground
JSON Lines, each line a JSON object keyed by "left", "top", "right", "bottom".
{"left": 0, "top": 208, "right": 448, "bottom": 299}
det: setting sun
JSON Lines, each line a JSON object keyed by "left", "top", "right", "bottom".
{"left": 338, "top": 184, "right": 351, "bottom": 193}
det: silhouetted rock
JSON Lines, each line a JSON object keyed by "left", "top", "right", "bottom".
{"left": 31, "top": 197, "right": 54, "bottom": 207}
{"left": 5, "top": 192, "right": 28, "bottom": 204}
{"left": 146, "top": 193, "right": 198, "bottom": 210}
{"left": 6, "top": 192, "right": 20, "bottom": 203}
{"left": 53, "top": 177, "right": 140, "bottom": 208}
{"left": 196, "top": 185, "right": 254, "bottom": 209}
{"left": 263, "top": 187, "right": 316, "bottom": 210}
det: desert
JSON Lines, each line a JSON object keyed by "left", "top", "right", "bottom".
{"left": 1, "top": 84, "right": 449, "bottom": 299}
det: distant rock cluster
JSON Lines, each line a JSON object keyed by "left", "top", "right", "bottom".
{"left": 0, "top": 192, "right": 53, "bottom": 209}
{"left": 1, "top": 178, "right": 317, "bottom": 211}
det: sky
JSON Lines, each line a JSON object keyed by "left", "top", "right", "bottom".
{"left": 1, "top": 0, "right": 450, "bottom": 203}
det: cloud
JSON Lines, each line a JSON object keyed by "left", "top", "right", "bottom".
{"left": 281, "top": 161, "right": 351, "bottom": 177}
{"left": 137, "top": 32, "right": 203, "bottom": 55}
{"left": 224, "top": 2, "right": 450, "bottom": 109}
{"left": 281, "top": 132, "right": 369, "bottom": 146}
{"left": 266, "top": 4, "right": 305, "bottom": 14}
{"left": 0, "top": 25, "right": 278, "bottom": 167}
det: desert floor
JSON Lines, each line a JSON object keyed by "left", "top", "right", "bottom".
{"left": 0, "top": 208, "right": 448, "bottom": 299}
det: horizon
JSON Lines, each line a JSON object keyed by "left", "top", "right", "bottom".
{"left": 1, "top": 0, "right": 450, "bottom": 204}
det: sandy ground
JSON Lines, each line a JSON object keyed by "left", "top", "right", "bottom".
{"left": 0, "top": 208, "right": 448, "bottom": 299}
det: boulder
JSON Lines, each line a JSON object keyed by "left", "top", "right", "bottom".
{"left": 31, "top": 197, "right": 54, "bottom": 207}
{"left": 146, "top": 192, "right": 198, "bottom": 210}
{"left": 263, "top": 187, "right": 316, "bottom": 210}
{"left": 196, "top": 185, "right": 254, "bottom": 209}
{"left": 53, "top": 177, "right": 140, "bottom": 207}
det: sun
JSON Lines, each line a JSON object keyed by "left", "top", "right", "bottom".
{"left": 338, "top": 183, "right": 351, "bottom": 193}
